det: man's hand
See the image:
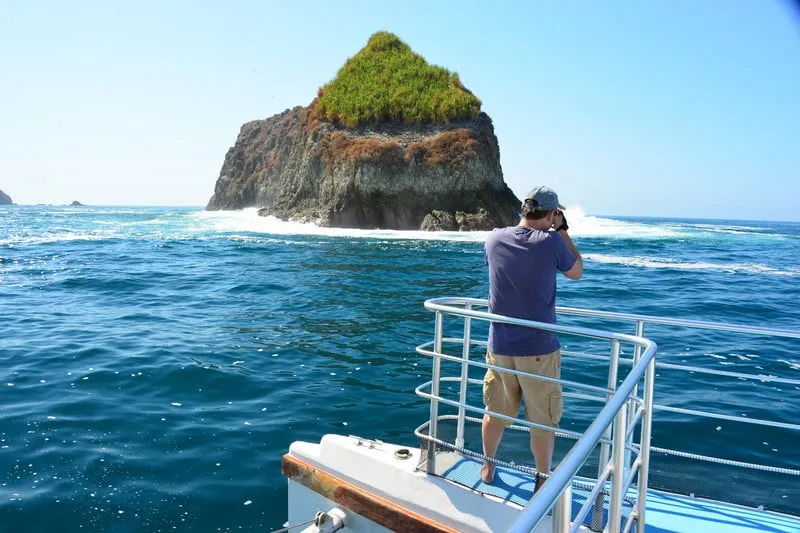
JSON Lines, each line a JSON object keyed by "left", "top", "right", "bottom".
{"left": 552, "top": 210, "right": 569, "bottom": 232}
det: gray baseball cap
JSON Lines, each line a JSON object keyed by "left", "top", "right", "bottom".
{"left": 524, "top": 186, "right": 565, "bottom": 211}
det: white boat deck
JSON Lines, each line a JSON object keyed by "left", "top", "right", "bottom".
{"left": 286, "top": 434, "right": 800, "bottom": 533}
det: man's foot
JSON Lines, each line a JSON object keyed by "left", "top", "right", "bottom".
{"left": 534, "top": 472, "right": 546, "bottom": 493}
{"left": 480, "top": 462, "right": 495, "bottom": 484}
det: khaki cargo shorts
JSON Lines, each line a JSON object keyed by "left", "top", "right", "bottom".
{"left": 483, "top": 349, "right": 563, "bottom": 436}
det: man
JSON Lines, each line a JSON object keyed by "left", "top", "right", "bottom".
{"left": 481, "top": 185, "right": 583, "bottom": 491}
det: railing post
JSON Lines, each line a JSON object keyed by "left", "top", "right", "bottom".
{"left": 608, "top": 403, "right": 628, "bottom": 533}
{"left": 553, "top": 482, "right": 572, "bottom": 533}
{"left": 625, "top": 321, "right": 645, "bottom": 480}
{"left": 456, "top": 303, "right": 472, "bottom": 449}
{"left": 426, "top": 311, "right": 444, "bottom": 474}
{"left": 591, "top": 339, "right": 621, "bottom": 531}
{"left": 635, "top": 358, "right": 656, "bottom": 530}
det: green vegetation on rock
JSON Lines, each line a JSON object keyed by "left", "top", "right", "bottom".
{"left": 314, "top": 31, "right": 481, "bottom": 128}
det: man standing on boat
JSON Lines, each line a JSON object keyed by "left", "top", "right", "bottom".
{"left": 481, "top": 185, "right": 583, "bottom": 491}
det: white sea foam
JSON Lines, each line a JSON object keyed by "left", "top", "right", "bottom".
{"left": 0, "top": 232, "right": 113, "bottom": 246}
{"left": 6, "top": 206, "right": 790, "bottom": 250}
{"left": 561, "top": 206, "right": 682, "bottom": 238}
{"left": 193, "top": 208, "right": 489, "bottom": 242}
{"left": 584, "top": 253, "right": 798, "bottom": 276}
{"left": 777, "top": 359, "right": 800, "bottom": 371}
{"left": 658, "top": 221, "right": 791, "bottom": 240}
{"left": 192, "top": 205, "right": 682, "bottom": 242}
{"left": 684, "top": 223, "right": 772, "bottom": 233}
{"left": 192, "top": 208, "right": 784, "bottom": 245}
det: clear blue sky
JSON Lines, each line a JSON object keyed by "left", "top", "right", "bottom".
{"left": 1, "top": 1, "right": 799, "bottom": 220}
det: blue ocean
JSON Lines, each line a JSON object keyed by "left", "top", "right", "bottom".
{"left": 1, "top": 205, "right": 799, "bottom": 532}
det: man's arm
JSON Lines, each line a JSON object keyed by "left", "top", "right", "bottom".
{"left": 552, "top": 209, "right": 583, "bottom": 280}
{"left": 558, "top": 229, "right": 583, "bottom": 280}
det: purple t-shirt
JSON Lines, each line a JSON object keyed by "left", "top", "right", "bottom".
{"left": 485, "top": 226, "right": 577, "bottom": 356}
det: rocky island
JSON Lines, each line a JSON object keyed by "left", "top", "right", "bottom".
{"left": 0, "top": 189, "right": 12, "bottom": 205}
{"left": 206, "top": 32, "right": 520, "bottom": 230}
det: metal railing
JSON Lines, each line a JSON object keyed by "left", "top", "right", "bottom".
{"left": 414, "top": 297, "right": 800, "bottom": 533}
{"left": 554, "top": 305, "right": 800, "bottom": 482}
{"left": 414, "top": 297, "right": 658, "bottom": 533}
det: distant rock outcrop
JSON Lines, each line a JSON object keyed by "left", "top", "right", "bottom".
{"left": 0, "top": 189, "right": 12, "bottom": 205}
{"left": 70, "top": 201, "right": 84, "bottom": 206}
{"left": 206, "top": 32, "right": 520, "bottom": 230}
{"left": 420, "top": 208, "right": 501, "bottom": 231}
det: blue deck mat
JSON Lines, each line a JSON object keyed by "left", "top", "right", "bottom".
{"left": 440, "top": 456, "right": 629, "bottom": 529}
{"left": 440, "top": 456, "right": 800, "bottom": 533}
{"left": 645, "top": 490, "right": 800, "bottom": 533}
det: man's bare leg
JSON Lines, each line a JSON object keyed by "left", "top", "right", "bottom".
{"left": 531, "top": 430, "right": 554, "bottom": 491}
{"left": 481, "top": 415, "right": 505, "bottom": 483}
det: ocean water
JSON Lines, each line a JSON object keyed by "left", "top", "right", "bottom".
{"left": 1, "top": 205, "right": 799, "bottom": 532}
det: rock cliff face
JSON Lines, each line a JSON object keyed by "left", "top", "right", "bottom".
{"left": 0, "top": 189, "right": 12, "bottom": 205}
{"left": 206, "top": 32, "right": 521, "bottom": 230}
{"left": 206, "top": 108, "right": 519, "bottom": 229}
